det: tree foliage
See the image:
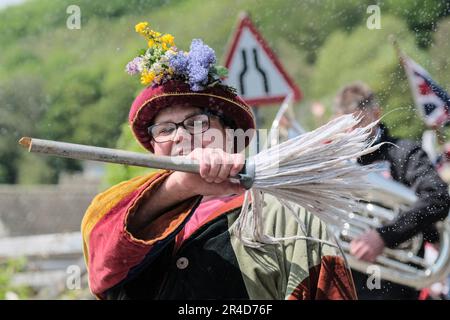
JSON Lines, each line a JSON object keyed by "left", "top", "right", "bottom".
{"left": 1, "top": 0, "right": 449, "bottom": 184}
{"left": 311, "top": 15, "right": 431, "bottom": 139}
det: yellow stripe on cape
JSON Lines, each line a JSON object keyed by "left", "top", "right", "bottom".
{"left": 81, "top": 170, "right": 167, "bottom": 267}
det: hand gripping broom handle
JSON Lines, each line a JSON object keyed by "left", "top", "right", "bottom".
{"left": 18, "top": 137, "right": 255, "bottom": 189}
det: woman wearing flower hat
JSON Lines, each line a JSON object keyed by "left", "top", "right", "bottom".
{"left": 81, "top": 22, "right": 357, "bottom": 300}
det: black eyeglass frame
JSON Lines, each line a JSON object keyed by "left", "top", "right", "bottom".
{"left": 147, "top": 111, "right": 226, "bottom": 143}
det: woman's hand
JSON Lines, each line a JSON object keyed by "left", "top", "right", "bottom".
{"left": 166, "top": 148, "right": 246, "bottom": 197}
{"left": 128, "top": 148, "right": 246, "bottom": 235}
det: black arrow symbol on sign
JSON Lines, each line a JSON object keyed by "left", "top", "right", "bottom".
{"left": 238, "top": 48, "right": 270, "bottom": 96}
{"left": 252, "top": 48, "right": 269, "bottom": 94}
{"left": 238, "top": 49, "right": 248, "bottom": 95}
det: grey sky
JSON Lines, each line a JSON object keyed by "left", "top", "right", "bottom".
{"left": 0, "top": 0, "right": 26, "bottom": 10}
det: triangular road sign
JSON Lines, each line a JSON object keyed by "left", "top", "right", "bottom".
{"left": 223, "top": 13, "right": 302, "bottom": 106}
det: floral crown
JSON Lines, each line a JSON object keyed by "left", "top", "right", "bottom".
{"left": 126, "top": 22, "right": 231, "bottom": 92}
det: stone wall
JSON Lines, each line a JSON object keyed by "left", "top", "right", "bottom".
{"left": 0, "top": 182, "right": 102, "bottom": 237}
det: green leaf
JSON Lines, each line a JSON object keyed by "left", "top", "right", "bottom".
{"left": 213, "top": 65, "right": 228, "bottom": 77}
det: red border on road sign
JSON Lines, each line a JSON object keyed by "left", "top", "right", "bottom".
{"left": 224, "top": 13, "right": 302, "bottom": 106}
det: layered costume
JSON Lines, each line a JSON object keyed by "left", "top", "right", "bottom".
{"left": 82, "top": 170, "right": 356, "bottom": 300}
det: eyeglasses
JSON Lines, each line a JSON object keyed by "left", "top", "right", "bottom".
{"left": 148, "top": 113, "right": 216, "bottom": 143}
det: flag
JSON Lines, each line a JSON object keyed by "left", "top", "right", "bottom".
{"left": 400, "top": 54, "right": 450, "bottom": 127}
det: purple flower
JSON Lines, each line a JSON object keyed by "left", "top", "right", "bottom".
{"left": 190, "top": 82, "right": 205, "bottom": 92}
{"left": 167, "top": 51, "right": 189, "bottom": 74}
{"left": 189, "top": 39, "right": 216, "bottom": 68}
{"left": 125, "top": 57, "right": 143, "bottom": 75}
{"left": 188, "top": 61, "right": 209, "bottom": 91}
{"left": 186, "top": 39, "right": 216, "bottom": 90}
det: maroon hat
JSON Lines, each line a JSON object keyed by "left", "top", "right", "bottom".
{"left": 129, "top": 80, "right": 256, "bottom": 152}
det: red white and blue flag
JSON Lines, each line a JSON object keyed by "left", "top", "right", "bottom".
{"left": 401, "top": 55, "right": 450, "bottom": 127}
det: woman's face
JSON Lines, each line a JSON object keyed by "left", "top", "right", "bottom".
{"left": 150, "top": 104, "right": 230, "bottom": 156}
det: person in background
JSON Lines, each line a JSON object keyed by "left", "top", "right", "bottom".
{"left": 333, "top": 81, "right": 450, "bottom": 300}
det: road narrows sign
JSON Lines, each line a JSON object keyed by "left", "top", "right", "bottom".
{"left": 223, "top": 13, "right": 302, "bottom": 106}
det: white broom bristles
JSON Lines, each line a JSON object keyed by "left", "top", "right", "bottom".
{"left": 232, "top": 113, "right": 383, "bottom": 248}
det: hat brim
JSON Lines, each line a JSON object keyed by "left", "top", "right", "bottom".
{"left": 129, "top": 81, "right": 256, "bottom": 153}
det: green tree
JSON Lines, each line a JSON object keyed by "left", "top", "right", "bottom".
{"left": 102, "top": 123, "right": 156, "bottom": 189}
{"left": 2, "top": 0, "right": 450, "bottom": 185}
{"left": 384, "top": 0, "right": 450, "bottom": 48}
{"left": 310, "top": 15, "right": 429, "bottom": 139}
{"left": 0, "top": 76, "right": 47, "bottom": 183}
{"left": 430, "top": 17, "right": 450, "bottom": 87}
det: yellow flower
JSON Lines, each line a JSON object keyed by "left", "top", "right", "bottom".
{"left": 160, "top": 34, "right": 175, "bottom": 46}
{"left": 135, "top": 22, "right": 149, "bottom": 34}
{"left": 140, "top": 70, "right": 155, "bottom": 85}
{"left": 147, "top": 39, "right": 155, "bottom": 47}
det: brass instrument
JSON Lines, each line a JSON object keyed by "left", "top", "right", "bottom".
{"left": 269, "top": 99, "right": 450, "bottom": 289}
{"left": 336, "top": 173, "right": 450, "bottom": 289}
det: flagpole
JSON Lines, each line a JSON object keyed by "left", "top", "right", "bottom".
{"left": 389, "top": 34, "right": 405, "bottom": 67}
{"left": 389, "top": 35, "right": 422, "bottom": 118}
{"left": 390, "top": 35, "right": 447, "bottom": 153}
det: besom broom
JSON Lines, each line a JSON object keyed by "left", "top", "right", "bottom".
{"left": 19, "top": 113, "right": 381, "bottom": 248}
